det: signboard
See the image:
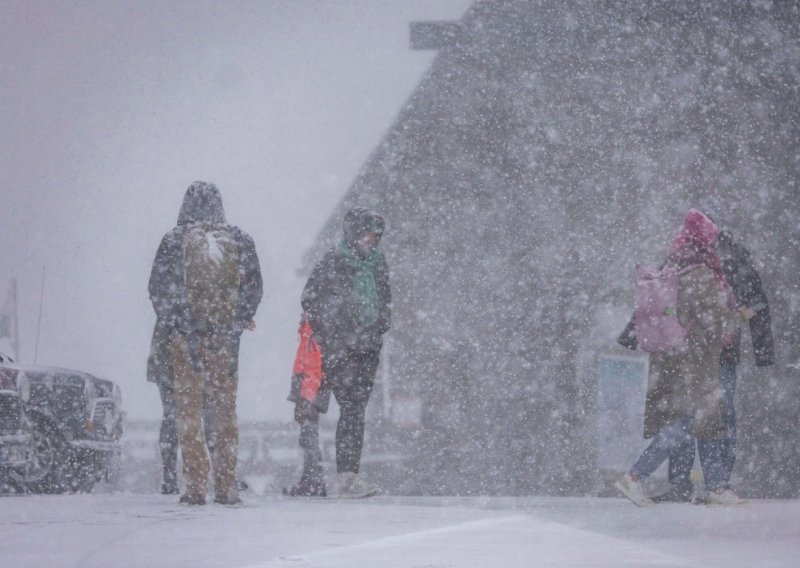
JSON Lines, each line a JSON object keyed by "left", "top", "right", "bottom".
{"left": 596, "top": 352, "right": 651, "bottom": 472}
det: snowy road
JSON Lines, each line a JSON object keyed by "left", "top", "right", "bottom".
{"left": 1, "top": 494, "right": 797, "bottom": 567}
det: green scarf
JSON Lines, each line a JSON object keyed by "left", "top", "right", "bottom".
{"left": 338, "top": 241, "right": 381, "bottom": 327}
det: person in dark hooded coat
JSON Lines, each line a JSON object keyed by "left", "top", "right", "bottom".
{"left": 148, "top": 181, "right": 262, "bottom": 505}
{"left": 298, "top": 207, "right": 391, "bottom": 498}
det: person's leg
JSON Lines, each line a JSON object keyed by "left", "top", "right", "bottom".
{"left": 630, "top": 416, "right": 693, "bottom": 479}
{"left": 205, "top": 335, "right": 239, "bottom": 502}
{"left": 157, "top": 381, "right": 179, "bottom": 494}
{"left": 617, "top": 416, "right": 693, "bottom": 506}
{"left": 718, "top": 363, "right": 738, "bottom": 486}
{"left": 333, "top": 351, "right": 379, "bottom": 475}
{"left": 297, "top": 411, "right": 326, "bottom": 494}
{"left": 171, "top": 334, "right": 209, "bottom": 503}
{"left": 667, "top": 438, "right": 695, "bottom": 490}
{"left": 697, "top": 437, "right": 726, "bottom": 492}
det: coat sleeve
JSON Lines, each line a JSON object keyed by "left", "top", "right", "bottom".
{"left": 235, "top": 231, "right": 263, "bottom": 329}
{"left": 301, "top": 253, "right": 334, "bottom": 337}
{"left": 374, "top": 253, "right": 392, "bottom": 336}
{"left": 735, "top": 255, "right": 775, "bottom": 367}
{"left": 148, "top": 230, "right": 186, "bottom": 328}
{"left": 617, "top": 315, "right": 637, "bottom": 350}
{"left": 750, "top": 306, "right": 775, "bottom": 366}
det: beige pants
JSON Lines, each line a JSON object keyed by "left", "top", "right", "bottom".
{"left": 171, "top": 333, "right": 239, "bottom": 499}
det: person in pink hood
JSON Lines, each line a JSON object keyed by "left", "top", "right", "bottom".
{"left": 615, "top": 209, "right": 742, "bottom": 506}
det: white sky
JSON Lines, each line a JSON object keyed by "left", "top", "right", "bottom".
{"left": 0, "top": 0, "right": 473, "bottom": 422}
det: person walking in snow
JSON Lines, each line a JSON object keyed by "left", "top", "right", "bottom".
{"left": 149, "top": 181, "right": 262, "bottom": 505}
{"left": 299, "top": 207, "right": 391, "bottom": 498}
{"left": 652, "top": 203, "right": 774, "bottom": 503}
{"left": 615, "top": 209, "right": 742, "bottom": 506}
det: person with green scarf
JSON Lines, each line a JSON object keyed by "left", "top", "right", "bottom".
{"left": 292, "top": 207, "right": 391, "bottom": 498}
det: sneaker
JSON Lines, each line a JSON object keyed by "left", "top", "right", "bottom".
{"left": 283, "top": 480, "right": 327, "bottom": 497}
{"left": 178, "top": 492, "right": 207, "bottom": 506}
{"left": 614, "top": 473, "right": 653, "bottom": 507}
{"left": 337, "top": 472, "right": 379, "bottom": 499}
{"left": 651, "top": 484, "right": 692, "bottom": 503}
{"left": 706, "top": 488, "right": 746, "bottom": 506}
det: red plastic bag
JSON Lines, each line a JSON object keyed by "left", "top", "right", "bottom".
{"left": 291, "top": 320, "right": 324, "bottom": 402}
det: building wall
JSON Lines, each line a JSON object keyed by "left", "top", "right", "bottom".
{"left": 311, "top": 0, "right": 800, "bottom": 496}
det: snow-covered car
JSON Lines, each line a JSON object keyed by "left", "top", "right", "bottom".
{"left": 0, "top": 363, "right": 125, "bottom": 493}
{"left": 0, "top": 365, "right": 32, "bottom": 476}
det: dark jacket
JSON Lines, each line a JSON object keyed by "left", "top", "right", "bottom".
{"left": 301, "top": 248, "right": 391, "bottom": 361}
{"left": 147, "top": 182, "right": 263, "bottom": 384}
{"left": 302, "top": 209, "right": 391, "bottom": 362}
{"left": 618, "top": 232, "right": 774, "bottom": 368}
{"left": 717, "top": 233, "right": 774, "bottom": 367}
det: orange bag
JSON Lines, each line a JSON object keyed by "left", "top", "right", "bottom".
{"left": 289, "top": 319, "right": 325, "bottom": 405}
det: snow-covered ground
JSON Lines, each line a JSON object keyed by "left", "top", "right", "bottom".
{"left": 2, "top": 493, "right": 797, "bottom": 567}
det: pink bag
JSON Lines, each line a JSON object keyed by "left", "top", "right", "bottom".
{"left": 634, "top": 264, "right": 695, "bottom": 353}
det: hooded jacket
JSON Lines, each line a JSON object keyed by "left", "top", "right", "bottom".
{"left": 301, "top": 208, "right": 391, "bottom": 361}
{"left": 147, "top": 182, "right": 263, "bottom": 384}
{"left": 717, "top": 232, "right": 774, "bottom": 367}
{"left": 643, "top": 211, "right": 740, "bottom": 439}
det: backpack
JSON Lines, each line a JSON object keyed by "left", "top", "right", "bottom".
{"left": 182, "top": 223, "right": 240, "bottom": 331}
{"left": 634, "top": 264, "right": 694, "bottom": 353}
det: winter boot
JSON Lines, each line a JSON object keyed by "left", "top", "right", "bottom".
{"left": 179, "top": 492, "right": 207, "bottom": 506}
{"left": 284, "top": 478, "right": 327, "bottom": 497}
{"left": 214, "top": 490, "right": 243, "bottom": 505}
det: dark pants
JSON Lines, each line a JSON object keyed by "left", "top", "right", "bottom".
{"left": 296, "top": 408, "right": 323, "bottom": 484}
{"left": 328, "top": 350, "right": 380, "bottom": 474}
{"left": 668, "top": 363, "right": 738, "bottom": 491}
{"left": 158, "top": 381, "right": 179, "bottom": 491}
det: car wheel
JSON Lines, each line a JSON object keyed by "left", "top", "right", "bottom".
{"left": 7, "top": 426, "right": 58, "bottom": 492}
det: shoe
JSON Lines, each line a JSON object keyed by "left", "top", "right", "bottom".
{"left": 214, "top": 493, "right": 242, "bottom": 505}
{"left": 614, "top": 473, "right": 653, "bottom": 507}
{"left": 337, "top": 472, "right": 379, "bottom": 499}
{"left": 284, "top": 479, "right": 327, "bottom": 497}
{"left": 705, "top": 488, "right": 746, "bottom": 506}
{"left": 690, "top": 490, "right": 709, "bottom": 505}
{"left": 651, "top": 484, "right": 692, "bottom": 503}
{"left": 161, "top": 482, "right": 179, "bottom": 495}
{"left": 179, "top": 492, "right": 207, "bottom": 506}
